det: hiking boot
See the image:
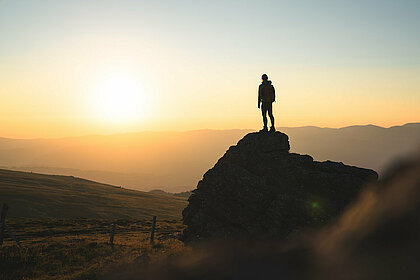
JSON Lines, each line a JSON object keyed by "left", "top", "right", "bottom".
{"left": 259, "top": 127, "right": 268, "bottom": 133}
{"left": 269, "top": 126, "right": 276, "bottom": 132}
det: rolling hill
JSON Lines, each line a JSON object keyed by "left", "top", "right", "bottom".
{"left": 0, "top": 123, "right": 419, "bottom": 192}
{"left": 281, "top": 123, "right": 420, "bottom": 173}
{"left": 0, "top": 169, "right": 187, "bottom": 219}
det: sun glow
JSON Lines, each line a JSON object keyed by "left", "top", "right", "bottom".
{"left": 91, "top": 71, "right": 149, "bottom": 123}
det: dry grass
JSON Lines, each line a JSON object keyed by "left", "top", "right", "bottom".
{"left": 0, "top": 219, "right": 188, "bottom": 280}
{"left": 0, "top": 169, "right": 187, "bottom": 220}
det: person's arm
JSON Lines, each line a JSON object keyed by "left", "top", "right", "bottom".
{"left": 258, "top": 85, "right": 262, "bottom": 108}
{"left": 272, "top": 85, "right": 275, "bottom": 102}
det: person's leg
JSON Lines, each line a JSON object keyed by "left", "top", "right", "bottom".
{"left": 268, "top": 103, "right": 275, "bottom": 131}
{"left": 261, "top": 103, "right": 268, "bottom": 130}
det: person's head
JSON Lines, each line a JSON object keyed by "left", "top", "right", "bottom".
{"left": 261, "top": 74, "right": 268, "bottom": 81}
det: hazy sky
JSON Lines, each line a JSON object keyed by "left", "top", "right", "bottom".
{"left": 1, "top": 0, "right": 419, "bottom": 138}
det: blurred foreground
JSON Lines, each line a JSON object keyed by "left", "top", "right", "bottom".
{"left": 113, "top": 152, "right": 420, "bottom": 280}
{"left": 1, "top": 154, "right": 419, "bottom": 279}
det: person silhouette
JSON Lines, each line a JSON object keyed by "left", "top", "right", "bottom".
{"left": 258, "top": 74, "right": 275, "bottom": 132}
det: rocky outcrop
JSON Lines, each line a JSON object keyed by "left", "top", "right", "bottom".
{"left": 182, "top": 131, "right": 378, "bottom": 243}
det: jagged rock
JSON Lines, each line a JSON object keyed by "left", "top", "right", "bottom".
{"left": 182, "top": 131, "right": 378, "bottom": 243}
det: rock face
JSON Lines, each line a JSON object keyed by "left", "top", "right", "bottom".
{"left": 182, "top": 131, "right": 378, "bottom": 243}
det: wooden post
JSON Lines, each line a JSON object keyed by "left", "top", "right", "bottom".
{"left": 0, "top": 204, "right": 22, "bottom": 248}
{"left": 150, "top": 216, "right": 156, "bottom": 244}
{"left": 0, "top": 203, "right": 8, "bottom": 246}
{"left": 4, "top": 224, "right": 22, "bottom": 249}
{"left": 109, "top": 223, "right": 116, "bottom": 245}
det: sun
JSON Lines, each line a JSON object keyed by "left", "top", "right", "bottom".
{"left": 91, "top": 72, "right": 148, "bottom": 123}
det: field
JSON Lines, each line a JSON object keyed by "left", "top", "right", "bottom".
{"left": 0, "top": 169, "right": 190, "bottom": 279}
{"left": 0, "top": 218, "right": 187, "bottom": 280}
{"left": 0, "top": 169, "right": 188, "bottom": 220}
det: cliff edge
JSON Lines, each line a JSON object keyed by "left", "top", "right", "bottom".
{"left": 182, "top": 131, "right": 378, "bottom": 243}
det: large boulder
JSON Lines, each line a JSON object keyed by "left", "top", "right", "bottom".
{"left": 182, "top": 131, "right": 378, "bottom": 243}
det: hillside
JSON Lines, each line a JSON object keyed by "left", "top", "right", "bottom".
{"left": 0, "top": 123, "right": 419, "bottom": 191}
{"left": 281, "top": 123, "right": 420, "bottom": 173}
{"left": 0, "top": 169, "right": 187, "bottom": 219}
{"left": 0, "top": 129, "right": 251, "bottom": 192}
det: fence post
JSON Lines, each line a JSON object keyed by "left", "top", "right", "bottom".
{"left": 0, "top": 203, "right": 8, "bottom": 246}
{"left": 109, "top": 223, "right": 116, "bottom": 246}
{"left": 4, "top": 224, "right": 22, "bottom": 249}
{"left": 150, "top": 216, "right": 157, "bottom": 244}
{"left": 0, "top": 204, "right": 22, "bottom": 248}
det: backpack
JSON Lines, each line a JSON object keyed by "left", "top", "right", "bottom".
{"left": 263, "top": 83, "right": 275, "bottom": 103}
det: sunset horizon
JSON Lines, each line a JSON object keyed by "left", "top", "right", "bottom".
{"left": 0, "top": 122, "right": 418, "bottom": 140}
{"left": 1, "top": 1, "right": 419, "bottom": 138}
{"left": 1, "top": 1, "right": 419, "bottom": 279}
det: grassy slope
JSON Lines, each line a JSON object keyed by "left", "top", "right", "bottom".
{"left": 1, "top": 219, "right": 187, "bottom": 280}
{"left": 0, "top": 169, "right": 187, "bottom": 219}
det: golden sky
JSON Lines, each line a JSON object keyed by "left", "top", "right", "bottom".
{"left": 1, "top": 0, "right": 419, "bottom": 138}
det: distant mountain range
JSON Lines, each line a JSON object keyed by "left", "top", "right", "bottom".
{"left": 0, "top": 169, "right": 186, "bottom": 219}
{"left": 282, "top": 123, "right": 420, "bottom": 174}
{"left": 0, "top": 123, "right": 419, "bottom": 192}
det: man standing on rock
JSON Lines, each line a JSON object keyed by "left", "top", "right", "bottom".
{"left": 258, "top": 74, "right": 276, "bottom": 132}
